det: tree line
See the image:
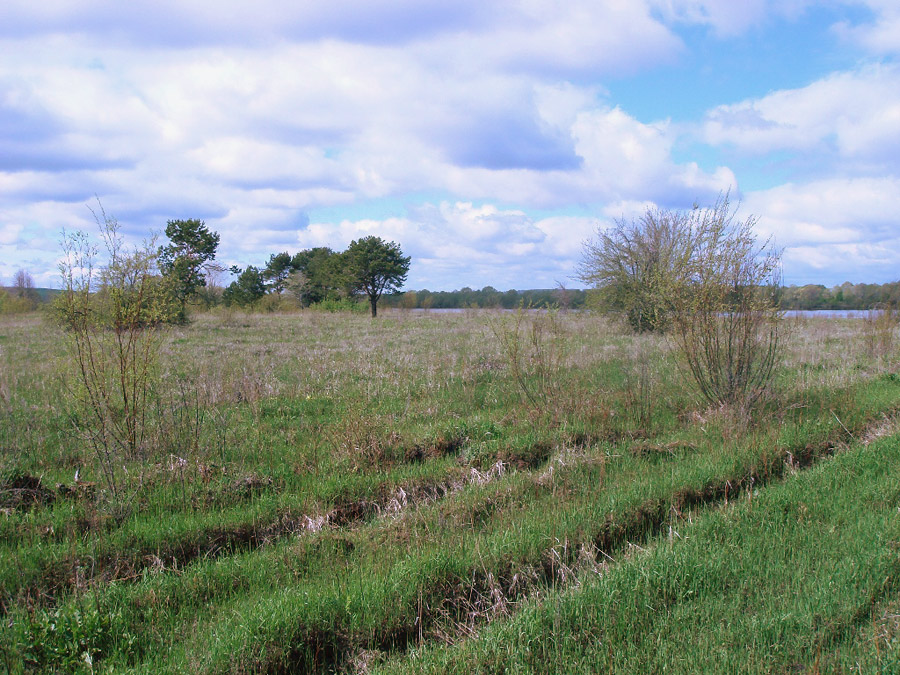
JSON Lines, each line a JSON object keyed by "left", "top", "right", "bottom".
{"left": 156, "top": 219, "right": 409, "bottom": 318}
{"left": 379, "top": 287, "right": 588, "bottom": 310}
{"left": 779, "top": 282, "right": 900, "bottom": 311}
{"left": 3, "top": 205, "right": 899, "bottom": 319}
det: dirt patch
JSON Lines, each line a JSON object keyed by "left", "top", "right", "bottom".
{"left": 403, "top": 434, "right": 466, "bottom": 463}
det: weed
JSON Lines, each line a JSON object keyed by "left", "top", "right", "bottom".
{"left": 490, "top": 307, "right": 568, "bottom": 419}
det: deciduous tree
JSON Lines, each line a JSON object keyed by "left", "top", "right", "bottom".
{"left": 577, "top": 208, "right": 699, "bottom": 332}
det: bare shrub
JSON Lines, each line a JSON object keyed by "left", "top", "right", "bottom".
{"left": 862, "top": 304, "right": 899, "bottom": 360}
{"left": 670, "top": 198, "right": 782, "bottom": 406}
{"left": 0, "top": 343, "right": 8, "bottom": 405}
{"left": 490, "top": 307, "right": 567, "bottom": 415}
{"left": 327, "top": 399, "right": 401, "bottom": 471}
{"left": 152, "top": 377, "right": 225, "bottom": 461}
{"left": 623, "top": 349, "right": 655, "bottom": 433}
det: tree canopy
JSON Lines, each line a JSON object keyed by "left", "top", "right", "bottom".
{"left": 343, "top": 236, "right": 411, "bottom": 317}
{"left": 223, "top": 266, "right": 265, "bottom": 307}
{"left": 577, "top": 208, "right": 698, "bottom": 332}
{"left": 158, "top": 219, "right": 220, "bottom": 320}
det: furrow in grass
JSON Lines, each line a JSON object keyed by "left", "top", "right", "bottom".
{"left": 163, "top": 395, "right": 900, "bottom": 674}
{"left": 1, "top": 453, "right": 525, "bottom": 614}
{"left": 9, "top": 370, "right": 899, "bottom": 672}
{"left": 0, "top": 472, "right": 454, "bottom": 612}
{"left": 374, "top": 432, "right": 900, "bottom": 674}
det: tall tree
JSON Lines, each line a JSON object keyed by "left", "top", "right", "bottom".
{"left": 13, "top": 269, "right": 39, "bottom": 309}
{"left": 343, "top": 236, "right": 410, "bottom": 317}
{"left": 158, "top": 219, "right": 220, "bottom": 319}
{"left": 263, "top": 252, "right": 295, "bottom": 295}
{"left": 291, "top": 247, "right": 341, "bottom": 306}
{"left": 223, "top": 266, "right": 266, "bottom": 307}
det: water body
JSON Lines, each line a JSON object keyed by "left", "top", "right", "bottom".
{"left": 784, "top": 310, "right": 881, "bottom": 319}
{"left": 404, "top": 308, "right": 881, "bottom": 318}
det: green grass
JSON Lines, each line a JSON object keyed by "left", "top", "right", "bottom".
{"left": 379, "top": 431, "right": 900, "bottom": 674}
{"left": 1, "top": 309, "right": 899, "bottom": 673}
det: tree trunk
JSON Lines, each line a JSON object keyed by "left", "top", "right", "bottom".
{"left": 370, "top": 295, "right": 378, "bottom": 318}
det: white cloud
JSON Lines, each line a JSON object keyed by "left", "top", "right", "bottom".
{"left": 702, "top": 63, "right": 900, "bottom": 167}
{"left": 288, "top": 201, "right": 597, "bottom": 290}
{"left": 651, "top": 0, "right": 809, "bottom": 36}
{"left": 3, "top": 1, "right": 894, "bottom": 289}
{"left": 0, "top": 223, "right": 22, "bottom": 246}
{"left": 744, "top": 177, "right": 900, "bottom": 283}
{"left": 833, "top": 0, "right": 900, "bottom": 54}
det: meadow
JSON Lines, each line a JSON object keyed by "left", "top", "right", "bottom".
{"left": 1, "top": 308, "right": 900, "bottom": 673}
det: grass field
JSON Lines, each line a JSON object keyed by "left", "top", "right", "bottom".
{"left": 1, "top": 308, "right": 899, "bottom": 673}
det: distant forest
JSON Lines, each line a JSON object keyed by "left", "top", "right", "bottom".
{"left": 379, "top": 286, "right": 587, "bottom": 310}
{"left": 5, "top": 282, "right": 900, "bottom": 314}
{"left": 778, "top": 282, "right": 900, "bottom": 311}
{"left": 381, "top": 282, "right": 900, "bottom": 312}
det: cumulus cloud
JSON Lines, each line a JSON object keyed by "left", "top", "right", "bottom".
{"left": 702, "top": 63, "right": 900, "bottom": 169}
{"left": 744, "top": 177, "right": 900, "bottom": 284}
{"left": 0, "top": 22, "right": 732, "bottom": 276}
{"left": 833, "top": 0, "right": 900, "bottom": 54}
{"left": 285, "top": 201, "right": 597, "bottom": 290}
{"left": 1, "top": 1, "right": 897, "bottom": 289}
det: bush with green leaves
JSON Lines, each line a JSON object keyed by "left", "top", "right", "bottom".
{"left": 54, "top": 206, "right": 176, "bottom": 497}
{"left": 578, "top": 207, "right": 699, "bottom": 332}
{"left": 580, "top": 195, "right": 782, "bottom": 406}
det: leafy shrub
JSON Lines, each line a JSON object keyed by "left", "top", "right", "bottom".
{"left": 54, "top": 206, "right": 176, "bottom": 497}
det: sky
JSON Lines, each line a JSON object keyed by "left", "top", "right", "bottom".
{"left": 1, "top": 0, "right": 899, "bottom": 291}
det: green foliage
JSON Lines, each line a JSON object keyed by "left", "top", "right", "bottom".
{"left": 781, "top": 280, "right": 900, "bottom": 311}
{"left": 0, "top": 270, "right": 42, "bottom": 314}
{"left": 343, "top": 236, "right": 411, "bottom": 317}
{"left": 158, "top": 218, "right": 220, "bottom": 320}
{"left": 291, "top": 247, "right": 343, "bottom": 305}
{"left": 20, "top": 599, "right": 136, "bottom": 672}
{"left": 311, "top": 297, "right": 367, "bottom": 313}
{"left": 54, "top": 206, "right": 175, "bottom": 496}
{"left": 223, "top": 265, "right": 266, "bottom": 307}
{"left": 579, "top": 195, "right": 782, "bottom": 405}
{"left": 262, "top": 251, "right": 295, "bottom": 295}
{"left": 0, "top": 287, "right": 34, "bottom": 315}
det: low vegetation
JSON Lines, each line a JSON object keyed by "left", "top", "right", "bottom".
{"left": 1, "top": 303, "right": 899, "bottom": 672}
